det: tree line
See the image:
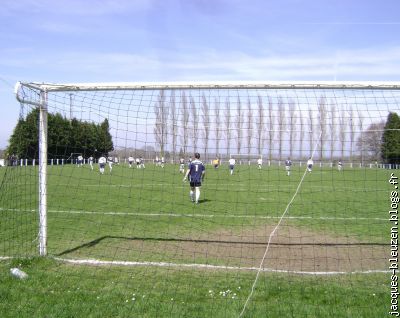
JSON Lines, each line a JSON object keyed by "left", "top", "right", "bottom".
{"left": 7, "top": 108, "right": 113, "bottom": 160}
{"left": 382, "top": 112, "right": 400, "bottom": 164}
{"left": 6, "top": 94, "right": 400, "bottom": 165}
{"left": 153, "top": 91, "right": 400, "bottom": 164}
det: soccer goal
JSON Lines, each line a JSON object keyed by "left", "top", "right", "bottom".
{"left": 67, "top": 153, "right": 83, "bottom": 164}
{"left": 229, "top": 154, "right": 263, "bottom": 165}
{"left": 3, "top": 81, "right": 399, "bottom": 317}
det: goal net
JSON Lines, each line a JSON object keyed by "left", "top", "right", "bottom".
{"left": 229, "top": 154, "right": 263, "bottom": 165}
{"left": 1, "top": 81, "right": 398, "bottom": 317}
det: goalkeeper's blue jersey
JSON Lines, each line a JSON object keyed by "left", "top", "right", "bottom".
{"left": 188, "top": 159, "right": 205, "bottom": 183}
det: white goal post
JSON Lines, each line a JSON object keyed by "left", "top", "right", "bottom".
{"left": 229, "top": 154, "right": 263, "bottom": 165}
{"left": 14, "top": 80, "right": 400, "bottom": 92}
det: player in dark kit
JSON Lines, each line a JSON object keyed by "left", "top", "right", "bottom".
{"left": 183, "top": 153, "right": 205, "bottom": 204}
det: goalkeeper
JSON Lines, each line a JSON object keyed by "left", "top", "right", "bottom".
{"left": 183, "top": 152, "right": 205, "bottom": 204}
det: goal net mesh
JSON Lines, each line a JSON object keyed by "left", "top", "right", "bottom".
{"left": 1, "top": 82, "right": 397, "bottom": 317}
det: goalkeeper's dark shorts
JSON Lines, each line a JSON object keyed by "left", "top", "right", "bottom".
{"left": 190, "top": 181, "right": 202, "bottom": 187}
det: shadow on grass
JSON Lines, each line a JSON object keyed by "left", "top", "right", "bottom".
{"left": 56, "top": 235, "right": 387, "bottom": 257}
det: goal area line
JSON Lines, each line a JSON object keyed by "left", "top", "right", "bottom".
{"left": 0, "top": 255, "right": 387, "bottom": 275}
{"left": 0, "top": 208, "right": 387, "bottom": 222}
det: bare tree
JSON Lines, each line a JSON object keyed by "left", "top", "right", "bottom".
{"left": 225, "top": 97, "right": 232, "bottom": 157}
{"left": 358, "top": 110, "right": 364, "bottom": 165}
{"left": 256, "top": 95, "right": 265, "bottom": 157}
{"left": 246, "top": 98, "right": 253, "bottom": 161}
{"left": 299, "top": 110, "right": 305, "bottom": 159}
{"left": 288, "top": 100, "right": 297, "bottom": 159}
{"left": 214, "top": 97, "right": 222, "bottom": 157}
{"left": 190, "top": 95, "right": 199, "bottom": 151}
{"left": 308, "top": 108, "right": 314, "bottom": 157}
{"left": 201, "top": 94, "right": 210, "bottom": 161}
{"left": 328, "top": 102, "right": 337, "bottom": 161}
{"left": 277, "top": 97, "right": 286, "bottom": 161}
{"left": 348, "top": 108, "right": 355, "bottom": 162}
{"left": 154, "top": 90, "right": 169, "bottom": 157}
{"left": 356, "top": 121, "right": 385, "bottom": 162}
{"left": 236, "top": 95, "right": 244, "bottom": 155}
{"left": 318, "top": 97, "right": 327, "bottom": 161}
{"left": 338, "top": 107, "right": 347, "bottom": 160}
{"left": 181, "top": 91, "right": 189, "bottom": 155}
{"left": 170, "top": 91, "right": 177, "bottom": 162}
{"left": 266, "top": 96, "right": 274, "bottom": 161}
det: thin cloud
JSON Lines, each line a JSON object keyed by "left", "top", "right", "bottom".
{"left": 0, "top": 0, "right": 153, "bottom": 17}
{"left": 36, "top": 22, "right": 92, "bottom": 35}
{"left": 16, "top": 45, "right": 396, "bottom": 82}
{"left": 301, "top": 22, "right": 400, "bottom": 25}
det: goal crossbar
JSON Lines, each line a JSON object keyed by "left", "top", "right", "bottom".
{"left": 15, "top": 80, "right": 400, "bottom": 93}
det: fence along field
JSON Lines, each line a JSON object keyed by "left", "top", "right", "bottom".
{"left": 0, "top": 81, "right": 396, "bottom": 317}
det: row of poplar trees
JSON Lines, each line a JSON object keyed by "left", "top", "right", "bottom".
{"left": 7, "top": 108, "right": 114, "bottom": 159}
{"left": 5, "top": 107, "right": 400, "bottom": 164}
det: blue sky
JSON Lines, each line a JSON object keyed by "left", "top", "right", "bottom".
{"left": 0, "top": 0, "right": 399, "bottom": 149}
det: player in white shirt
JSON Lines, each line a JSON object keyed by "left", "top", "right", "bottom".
{"left": 88, "top": 156, "right": 94, "bottom": 170}
{"left": 77, "top": 155, "right": 83, "bottom": 167}
{"left": 135, "top": 157, "right": 141, "bottom": 168}
{"left": 108, "top": 156, "right": 113, "bottom": 173}
{"left": 229, "top": 158, "right": 236, "bottom": 175}
{"left": 98, "top": 156, "right": 107, "bottom": 174}
{"left": 285, "top": 158, "right": 292, "bottom": 176}
{"left": 307, "top": 157, "right": 313, "bottom": 173}
{"left": 257, "top": 158, "right": 263, "bottom": 169}
{"left": 140, "top": 157, "right": 145, "bottom": 169}
{"left": 128, "top": 156, "right": 134, "bottom": 168}
{"left": 337, "top": 160, "right": 343, "bottom": 171}
{"left": 161, "top": 157, "right": 165, "bottom": 168}
{"left": 179, "top": 158, "right": 185, "bottom": 174}
{"left": 155, "top": 156, "right": 160, "bottom": 166}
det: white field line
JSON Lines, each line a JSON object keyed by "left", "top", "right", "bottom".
{"left": 52, "top": 257, "right": 389, "bottom": 276}
{"left": 0, "top": 208, "right": 388, "bottom": 221}
{"left": 44, "top": 182, "right": 384, "bottom": 191}
{"left": 239, "top": 132, "right": 323, "bottom": 317}
{"left": 0, "top": 255, "right": 388, "bottom": 275}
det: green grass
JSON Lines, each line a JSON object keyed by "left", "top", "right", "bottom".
{"left": 0, "top": 162, "right": 391, "bottom": 317}
{"left": 0, "top": 257, "right": 389, "bottom": 318}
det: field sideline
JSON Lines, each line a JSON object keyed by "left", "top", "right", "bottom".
{"left": 0, "top": 162, "right": 390, "bottom": 317}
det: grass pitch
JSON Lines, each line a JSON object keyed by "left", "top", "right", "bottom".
{"left": 0, "top": 162, "right": 390, "bottom": 317}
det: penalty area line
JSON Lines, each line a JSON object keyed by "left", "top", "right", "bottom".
{"left": 0, "top": 207, "right": 388, "bottom": 221}
{"left": 53, "top": 257, "right": 389, "bottom": 276}
{"left": 0, "top": 254, "right": 390, "bottom": 275}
